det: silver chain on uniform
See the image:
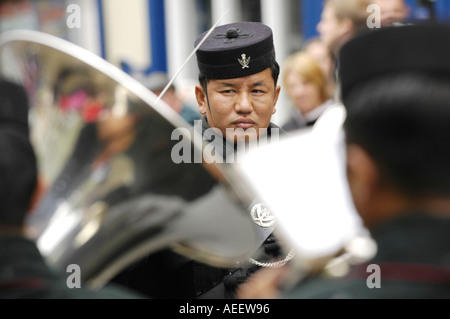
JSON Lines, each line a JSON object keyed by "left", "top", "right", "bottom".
{"left": 249, "top": 248, "right": 296, "bottom": 268}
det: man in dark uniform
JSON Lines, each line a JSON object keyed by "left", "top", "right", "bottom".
{"left": 239, "top": 24, "right": 450, "bottom": 299}
{"left": 0, "top": 78, "right": 145, "bottom": 299}
{"left": 118, "top": 21, "right": 292, "bottom": 299}
{"left": 194, "top": 21, "right": 292, "bottom": 298}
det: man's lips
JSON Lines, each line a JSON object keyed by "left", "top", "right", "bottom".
{"left": 232, "top": 118, "right": 255, "bottom": 129}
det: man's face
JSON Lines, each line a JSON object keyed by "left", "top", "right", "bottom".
{"left": 195, "top": 68, "right": 280, "bottom": 142}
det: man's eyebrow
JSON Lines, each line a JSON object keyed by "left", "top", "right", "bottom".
{"left": 217, "top": 82, "right": 236, "bottom": 87}
{"left": 251, "top": 81, "right": 266, "bottom": 87}
{"left": 216, "top": 80, "right": 267, "bottom": 87}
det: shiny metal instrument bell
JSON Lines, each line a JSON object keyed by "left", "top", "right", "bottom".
{"left": 0, "top": 30, "right": 259, "bottom": 289}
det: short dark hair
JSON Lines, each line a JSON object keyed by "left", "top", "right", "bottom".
{"left": 344, "top": 72, "right": 450, "bottom": 198}
{"left": 198, "top": 61, "right": 280, "bottom": 91}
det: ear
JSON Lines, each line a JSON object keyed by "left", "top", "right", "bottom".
{"left": 345, "top": 144, "right": 379, "bottom": 217}
{"left": 272, "top": 85, "right": 281, "bottom": 115}
{"left": 195, "top": 85, "right": 208, "bottom": 115}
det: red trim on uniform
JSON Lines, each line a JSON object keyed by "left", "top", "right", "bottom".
{"left": 348, "top": 262, "right": 450, "bottom": 285}
{"left": 0, "top": 278, "right": 45, "bottom": 290}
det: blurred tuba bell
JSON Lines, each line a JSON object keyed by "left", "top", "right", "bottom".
{"left": 0, "top": 30, "right": 259, "bottom": 289}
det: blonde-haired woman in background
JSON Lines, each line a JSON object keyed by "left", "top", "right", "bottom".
{"left": 281, "top": 51, "right": 334, "bottom": 132}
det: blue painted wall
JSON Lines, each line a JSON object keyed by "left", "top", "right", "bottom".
{"left": 147, "top": 0, "right": 167, "bottom": 73}
{"left": 301, "top": 0, "right": 324, "bottom": 41}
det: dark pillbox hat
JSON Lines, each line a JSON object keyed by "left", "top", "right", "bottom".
{"left": 339, "top": 24, "right": 450, "bottom": 104}
{"left": 195, "top": 22, "right": 276, "bottom": 79}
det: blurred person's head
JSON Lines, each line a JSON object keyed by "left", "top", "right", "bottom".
{"left": 283, "top": 52, "right": 330, "bottom": 115}
{"left": 303, "top": 37, "right": 335, "bottom": 79}
{"left": 138, "top": 72, "right": 184, "bottom": 114}
{"left": 373, "top": 0, "right": 410, "bottom": 26}
{"left": 340, "top": 25, "right": 450, "bottom": 229}
{"left": 317, "top": 0, "right": 372, "bottom": 56}
{"left": 0, "top": 79, "right": 37, "bottom": 234}
{"left": 194, "top": 22, "right": 280, "bottom": 143}
{"left": 303, "top": 37, "right": 336, "bottom": 97}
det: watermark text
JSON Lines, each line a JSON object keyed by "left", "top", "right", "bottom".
{"left": 171, "top": 120, "right": 280, "bottom": 164}
{"left": 367, "top": 4, "right": 381, "bottom": 29}
{"left": 366, "top": 263, "right": 381, "bottom": 288}
{"left": 66, "top": 264, "right": 81, "bottom": 288}
{"left": 66, "top": 4, "right": 81, "bottom": 29}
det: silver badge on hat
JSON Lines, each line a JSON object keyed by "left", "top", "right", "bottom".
{"left": 250, "top": 203, "right": 276, "bottom": 228}
{"left": 238, "top": 54, "right": 250, "bottom": 69}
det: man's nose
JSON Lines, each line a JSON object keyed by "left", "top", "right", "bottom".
{"left": 234, "top": 92, "right": 252, "bottom": 113}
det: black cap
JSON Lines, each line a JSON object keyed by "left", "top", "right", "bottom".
{"left": 339, "top": 24, "right": 450, "bottom": 104}
{"left": 195, "top": 22, "right": 276, "bottom": 79}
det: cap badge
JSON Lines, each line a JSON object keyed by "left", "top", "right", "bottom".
{"left": 238, "top": 54, "right": 251, "bottom": 69}
{"left": 250, "top": 203, "right": 276, "bottom": 228}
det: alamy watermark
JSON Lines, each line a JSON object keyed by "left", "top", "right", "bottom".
{"left": 366, "top": 263, "right": 381, "bottom": 288}
{"left": 66, "top": 264, "right": 81, "bottom": 288}
{"left": 170, "top": 120, "right": 281, "bottom": 164}
{"left": 65, "top": 262, "right": 381, "bottom": 290}
{"left": 367, "top": 4, "right": 382, "bottom": 29}
{"left": 65, "top": 3, "right": 382, "bottom": 31}
{"left": 66, "top": 4, "right": 81, "bottom": 29}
